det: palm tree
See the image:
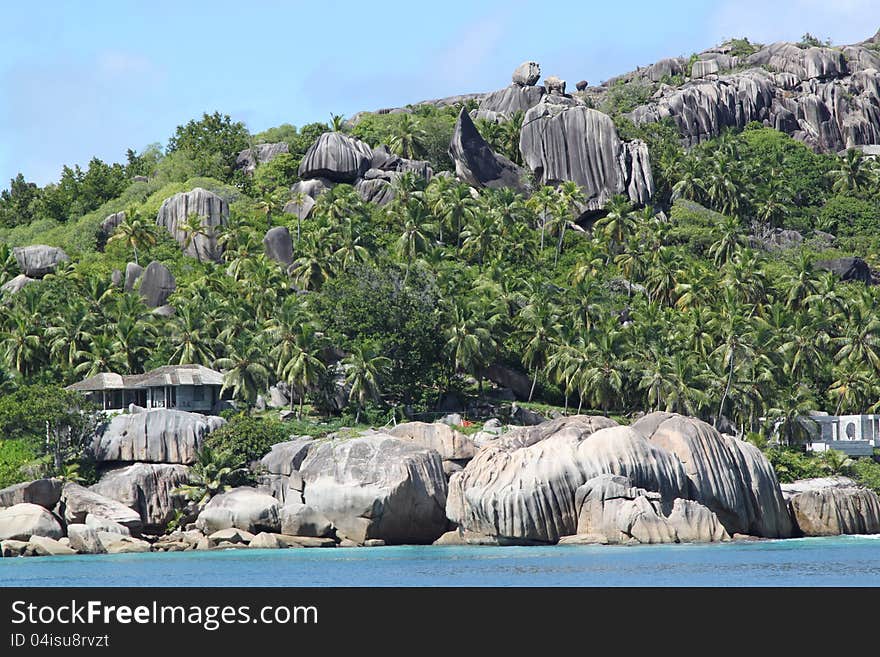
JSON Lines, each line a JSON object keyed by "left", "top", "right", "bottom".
{"left": 388, "top": 115, "right": 426, "bottom": 159}
{"left": 429, "top": 179, "right": 477, "bottom": 248}
{"left": 594, "top": 195, "right": 635, "bottom": 254}
{"left": 181, "top": 213, "right": 211, "bottom": 260}
{"left": 276, "top": 323, "right": 326, "bottom": 419}
{"left": 106, "top": 208, "right": 157, "bottom": 265}
{"left": 0, "top": 311, "right": 42, "bottom": 377}
{"left": 443, "top": 301, "right": 498, "bottom": 396}
{"left": 330, "top": 114, "right": 346, "bottom": 132}
{"left": 343, "top": 345, "right": 391, "bottom": 423}
{"left": 830, "top": 148, "right": 873, "bottom": 194}
{"left": 395, "top": 213, "right": 432, "bottom": 284}
{"left": 167, "top": 305, "right": 216, "bottom": 366}
{"left": 708, "top": 214, "right": 745, "bottom": 266}
{"left": 174, "top": 447, "right": 236, "bottom": 508}
{"left": 214, "top": 339, "right": 271, "bottom": 410}
{"left": 526, "top": 186, "right": 559, "bottom": 252}
{"left": 517, "top": 295, "right": 561, "bottom": 401}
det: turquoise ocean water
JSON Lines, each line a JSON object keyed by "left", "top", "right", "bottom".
{"left": 2, "top": 535, "right": 880, "bottom": 586}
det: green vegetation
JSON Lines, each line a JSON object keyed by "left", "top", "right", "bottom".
{"left": 203, "top": 414, "right": 290, "bottom": 468}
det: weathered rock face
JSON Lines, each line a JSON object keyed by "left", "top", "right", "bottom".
{"left": 355, "top": 178, "right": 397, "bottom": 206}
{"left": 235, "top": 142, "right": 290, "bottom": 175}
{"left": 0, "top": 478, "right": 62, "bottom": 510}
{"left": 0, "top": 274, "right": 35, "bottom": 296}
{"left": 298, "top": 132, "right": 372, "bottom": 183}
{"left": 544, "top": 75, "right": 566, "bottom": 96}
{"left": 630, "top": 413, "right": 793, "bottom": 538}
{"left": 781, "top": 477, "right": 880, "bottom": 536}
{"left": 447, "top": 418, "right": 689, "bottom": 543}
{"left": 66, "top": 524, "right": 106, "bottom": 554}
{"left": 27, "top": 535, "right": 76, "bottom": 556}
{"left": 90, "top": 463, "right": 191, "bottom": 532}
{"left": 449, "top": 109, "right": 528, "bottom": 193}
{"left": 644, "top": 58, "right": 685, "bottom": 82}
{"left": 260, "top": 438, "right": 314, "bottom": 476}
{"left": 691, "top": 59, "right": 720, "bottom": 78}
{"left": 92, "top": 408, "right": 225, "bottom": 465}
{"left": 156, "top": 188, "right": 228, "bottom": 262}
{"left": 387, "top": 422, "right": 476, "bottom": 463}
{"left": 124, "top": 262, "right": 143, "bottom": 292}
{"left": 573, "top": 474, "right": 729, "bottom": 544}
{"left": 196, "top": 488, "right": 281, "bottom": 534}
{"left": 300, "top": 434, "right": 448, "bottom": 544}
{"left": 520, "top": 100, "right": 654, "bottom": 211}
{"left": 60, "top": 483, "right": 143, "bottom": 533}
{"left": 479, "top": 84, "right": 546, "bottom": 116}
{"left": 13, "top": 245, "right": 69, "bottom": 278}
{"left": 513, "top": 61, "right": 541, "bottom": 87}
{"left": 0, "top": 503, "right": 64, "bottom": 541}
{"left": 815, "top": 257, "right": 873, "bottom": 284}
{"left": 748, "top": 43, "right": 847, "bottom": 81}
{"left": 279, "top": 502, "right": 335, "bottom": 538}
{"left": 283, "top": 195, "right": 316, "bottom": 221}
{"left": 137, "top": 261, "right": 176, "bottom": 307}
{"left": 263, "top": 226, "right": 294, "bottom": 266}
{"left": 100, "top": 211, "right": 126, "bottom": 239}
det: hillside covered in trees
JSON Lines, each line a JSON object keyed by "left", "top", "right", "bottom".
{"left": 3, "top": 29, "right": 880, "bottom": 492}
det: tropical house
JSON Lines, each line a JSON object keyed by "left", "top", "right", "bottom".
{"left": 66, "top": 364, "right": 225, "bottom": 413}
{"left": 799, "top": 413, "right": 880, "bottom": 457}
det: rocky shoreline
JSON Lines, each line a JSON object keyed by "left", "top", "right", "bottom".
{"left": 2, "top": 409, "right": 879, "bottom": 558}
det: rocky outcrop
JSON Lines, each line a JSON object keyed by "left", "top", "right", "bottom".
{"left": 479, "top": 85, "right": 546, "bottom": 117}
{"left": 66, "top": 524, "right": 106, "bottom": 554}
{"left": 156, "top": 188, "right": 228, "bottom": 262}
{"left": 448, "top": 413, "right": 792, "bottom": 543}
{"left": 297, "top": 132, "right": 372, "bottom": 183}
{"left": 92, "top": 408, "right": 225, "bottom": 465}
{"left": 520, "top": 100, "right": 654, "bottom": 211}
{"left": 12, "top": 245, "right": 68, "bottom": 277}
{"left": 631, "top": 412, "right": 793, "bottom": 538}
{"left": 260, "top": 437, "right": 314, "bottom": 476}
{"left": 235, "top": 142, "right": 289, "bottom": 175}
{"left": 544, "top": 75, "right": 566, "bottom": 96}
{"left": 513, "top": 61, "right": 541, "bottom": 87}
{"left": 572, "top": 474, "right": 729, "bottom": 544}
{"left": 0, "top": 503, "right": 64, "bottom": 541}
{"left": 263, "top": 226, "right": 294, "bottom": 266}
{"left": 645, "top": 58, "right": 685, "bottom": 82}
{"left": 124, "top": 262, "right": 143, "bottom": 292}
{"left": 138, "top": 261, "right": 176, "bottom": 307}
{"left": 355, "top": 178, "right": 397, "bottom": 206}
{"left": 300, "top": 434, "right": 448, "bottom": 544}
{"left": 449, "top": 109, "right": 528, "bottom": 193}
{"left": 0, "top": 274, "right": 35, "bottom": 296}
{"left": 387, "top": 422, "right": 476, "bottom": 463}
{"left": 27, "top": 535, "right": 76, "bottom": 556}
{"left": 279, "top": 502, "right": 334, "bottom": 538}
{"left": 59, "top": 483, "right": 143, "bottom": 533}
{"left": 0, "top": 478, "right": 62, "bottom": 510}
{"left": 815, "top": 257, "right": 873, "bottom": 284}
{"left": 782, "top": 477, "right": 880, "bottom": 536}
{"left": 100, "top": 211, "right": 126, "bottom": 239}
{"left": 90, "top": 463, "right": 191, "bottom": 532}
{"left": 196, "top": 487, "right": 281, "bottom": 534}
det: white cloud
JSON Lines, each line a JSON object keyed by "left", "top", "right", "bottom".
{"left": 708, "top": 0, "right": 880, "bottom": 45}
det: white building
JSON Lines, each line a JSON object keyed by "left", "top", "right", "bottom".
{"left": 805, "top": 414, "right": 880, "bottom": 456}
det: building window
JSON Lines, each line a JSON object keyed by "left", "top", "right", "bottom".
{"left": 846, "top": 422, "right": 856, "bottom": 440}
{"left": 192, "top": 386, "right": 204, "bottom": 402}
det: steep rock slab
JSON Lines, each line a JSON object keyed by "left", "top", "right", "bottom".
{"left": 13, "top": 245, "right": 68, "bottom": 278}
{"left": 781, "top": 477, "right": 880, "bottom": 536}
{"left": 573, "top": 474, "right": 728, "bottom": 544}
{"left": 355, "top": 178, "right": 397, "bottom": 206}
{"left": 0, "top": 274, "right": 35, "bottom": 296}
{"left": 59, "top": 483, "right": 143, "bottom": 533}
{"left": 449, "top": 109, "right": 528, "bottom": 193}
{"left": 100, "top": 211, "right": 126, "bottom": 239}
{"left": 387, "top": 422, "right": 476, "bottom": 462}
{"left": 263, "top": 226, "right": 294, "bottom": 266}
{"left": 0, "top": 503, "right": 63, "bottom": 541}
{"left": 300, "top": 434, "right": 448, "bottom": 544}
{"left": 156, "top": 188, "right": 228, "bottom": 262}
{"left": 446, "top": 418, "right": 697, "bottom": 543}
{"left": 631, "top": 412, "right": 793, "bottom": 538}
{"left": 747, "top": 43, "right": 847, "bottom": 81}
{"left": 90, "top": 463, "right": 191, "bottom": 532}
{"left": 520, "top": 101, "right": 654, "bottom": 211}
{"left": 0, "top": 478, "right": 62, "bottom": 510}
{"left": 235, "top": 142, "right": 289, "bottom": 175}
{"left": 480, "top": 84, "right": 545, "bottom": 116}
{"left": 260, "top": 437, "right": 314, "bottom": 476}
{"left": 196, "top": 487, "right": 281, "bottom": 534}
{"left": 124, "top": 262, "right": 144, "bottom": 292}
{"left": 92, "top": 408, "right": 225, "bottom": 465}
{"left": 138, "top": 261, "right": 176, "bottom": 307}
{"left": 297, "top": 132, "right": 372, "bottom": 183}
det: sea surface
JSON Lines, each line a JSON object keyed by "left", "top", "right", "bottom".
{"left": 2, "top": 535, "right": 880, "bottom": 587}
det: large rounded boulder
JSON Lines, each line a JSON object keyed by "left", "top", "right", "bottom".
{"left": 300, "top": 434, "right": 448, "bottom": 544}
{"left": 12, "top": 245, "right": 68, "bottom": 278}
{"left": 297, "top": 132, "right": 372, "bottom": 183}
{"left": 781, "top": 477, "right": 880, "bottom": 536}
{"left": 196, "top": 487, "right": 281, "bottom": 534}
{"left": 0, "top": 503, "right": 64, "bottom": 541}
{"left": 156, "top": 187, "right": 228, "bottom": 262}
{"left": 59, "top": 483, "right": 143, "bottom": 533}
{"left": 90, "top": 463, "right": 191, "bottom": 532}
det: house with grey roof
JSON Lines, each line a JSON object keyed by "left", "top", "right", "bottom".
{"left": 66, "top": 364, "right": 225, "bottom": 413}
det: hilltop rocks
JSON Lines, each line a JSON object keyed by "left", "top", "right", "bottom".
{"left": 263, "top": 226, "right": 294, "bottom": 266}
{"left": 156, "top": 188, "right": 228, "bottom": 262}
{"left": 196, "top": 487, "right": 281, "bottom": 534}
{"left": 0, "top": 503, "right": 64, "bottom": 541}
{"left": 520, "top": 101, "right": 654, "bottom": 211}
{"left": 138, "top": 261, "right": 176, "bottom": 307}
{"left": 0, "top": 274, "right": 35, "bottom": 296}
{"left": 479, "top": 84, "right": 546, "bottom": 117}
{"left": 631, "top": 413, "right": 793, "bottom": 537}
{"left": 691, "top": 59, "right": 720, "bottom": 78}
{"left": 448, "top": 413, "right": 792, "bottom": 543}
{"left": 300, "top": 434, "right": 448, "bottom": 544}
{"left": 747, "top": 43, "right": 846, "bottom": 81}
{"left": 90, "top": 463, "right": 191, "bottom": 532}
{"left": 513, "top": 61, "right": 541, "bottom": 86}
{"left": 572, "top": 474, "right": 729, "bottom": 544}
{"left": 236, "top": 142, "right": 289, "bottom": 175}
{"left": 449, "top": 109, "right": 528, "bottom": 193}
{"left": 0, "top": 478, "right": 62, "bottom": 510}
{"left": 644, "top": 58, "right": 685, "bottom": 82}
{"left": 782, "top": 477, "right": 880, "bottom": 536}
{"left": 92, "top": 408, "right": 225, "bottom": 465}
{"left": 544, "top": 75, "right": 566, "bottom": 96}
{"left": 59, "top": 483, "right": 143, "bottom": 533}
{"left": 815, "top": 257, "right": 873, "bottom": 284}
{"left": 13, "top": 245, "right": 68, "bottom": 277}
{"left": 298, "top": 132, "right": 372, "bottom": 183}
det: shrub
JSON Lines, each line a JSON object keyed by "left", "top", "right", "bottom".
{"left": 850, "top": 457, "right": 880, "bottom": 494}
{"left": 0, "top": 438, "right": 40, "bottom": 488}
{"left": 817, "top": 195, "right": 880, "bottom": 235}
{"left": 203, "top": 415, "right": 290, "bottom": 468}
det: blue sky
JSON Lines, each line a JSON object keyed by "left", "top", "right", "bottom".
{"left": 2, "top": 0, "right": 879, "bottom": 187}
